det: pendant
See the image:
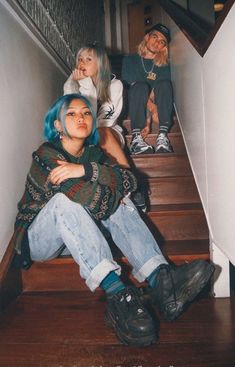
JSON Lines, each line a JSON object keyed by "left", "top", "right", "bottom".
{"left": 147, "top": 72, "right": 156, "bottom": 80}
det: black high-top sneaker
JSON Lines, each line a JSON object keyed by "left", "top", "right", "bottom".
{"left": 105, "top": 286, "right": 157, "bottom": 346}
{"left": 149, "top": 260, "right": 215, "bottom": 321}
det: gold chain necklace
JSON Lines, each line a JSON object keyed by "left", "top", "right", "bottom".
{"left": 141, "top": 57, "right": 157, "bottom": 80}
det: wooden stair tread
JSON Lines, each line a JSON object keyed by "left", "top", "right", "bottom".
{"left": 149, "top": 203, "right": 203, "bottom": 212}
{"left": 147, "top": 205, "right": 208, "bottom": 221}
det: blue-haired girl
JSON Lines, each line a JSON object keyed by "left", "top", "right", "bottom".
{"left": 13, "top": 94, "right": 215, "bottom": 347}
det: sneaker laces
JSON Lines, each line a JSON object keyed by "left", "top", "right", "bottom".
{"left": 119, "top": 288, "right": 145, "bottom": 315}
{"left": 158, "top": 265, "right": 177, "bottom": 310}
{"left": 156, "top": 133, "right": 169, "bottom": 146}
{"left": 132, "top": 133, "right": 149, "bottom": 148}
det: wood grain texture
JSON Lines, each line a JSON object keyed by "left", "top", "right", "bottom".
{"left": 0, "top": 291, "right": 234, "bottom": 367}
{"left": 132, "top": 154, "right": 193, "bottom": 178}
{"left": 147, "top": 176, "right": 200, "bottom": 205}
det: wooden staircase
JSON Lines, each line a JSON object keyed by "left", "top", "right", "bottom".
{"left": 3, "top": 92, "right": 233, "bottom": 367}
{"left": 125, "top": 117, "right": 209, "bottom": 264}
{"left": 21, "top": 116, "right": 210, "bottom": 293}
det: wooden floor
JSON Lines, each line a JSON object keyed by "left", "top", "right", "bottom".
{"left": 0, "top": 290, "right": 235, "bottom": 367}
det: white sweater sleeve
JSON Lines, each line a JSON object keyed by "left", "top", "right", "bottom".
{"left": 64, "top": 76, "right": 98, "bottom": 115}
{"left": 63, "top": 74, "right": 80, "bottom": 95}
{"left": 97, "top": 78, "right": 123, "bottom": 128}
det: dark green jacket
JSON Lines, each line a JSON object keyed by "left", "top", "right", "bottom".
{"left": 122, "top": 53, "right": 171, "bottom": 88}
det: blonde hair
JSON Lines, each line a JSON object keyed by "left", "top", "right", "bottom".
{"left": 137, "top": 32, "right": 169, "bottom": 67}
{"left": 76, "top": 45, "right": 111, "bottom": 104}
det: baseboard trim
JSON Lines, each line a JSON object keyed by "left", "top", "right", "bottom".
{"left": 0, "top": 236, "right": 22, "bottom": 312}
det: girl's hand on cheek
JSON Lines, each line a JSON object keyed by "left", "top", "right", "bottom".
{"left": 72, "top": 68, "right": 85, "bottom": 81}
{"left": 49, "top": 160, "right": 85, "bottom": 185}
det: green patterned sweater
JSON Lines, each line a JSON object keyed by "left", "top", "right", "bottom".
{"left": 13, "top": 141, "right": 137, "bottom": 263}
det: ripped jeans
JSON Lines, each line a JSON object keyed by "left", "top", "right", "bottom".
{"left": 28, "top": 193, "right": 168, "bottom": 291}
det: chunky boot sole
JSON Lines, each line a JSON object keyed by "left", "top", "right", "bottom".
{"left": 152, "top": 262, "right": 215, "bottom": 321}
{"left": 104, "top": 309, "right": 157, "bottom": 347}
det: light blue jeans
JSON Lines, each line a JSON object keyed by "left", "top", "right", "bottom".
{"left": 28, "top": 193, "right": 168, "bottom": 291}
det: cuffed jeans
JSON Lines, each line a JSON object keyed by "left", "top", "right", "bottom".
{"left": 128, "top": 80, "right": 173, "bottom": 134}
{"left": 28, "top": 193, "right": 168, "bottom": 291}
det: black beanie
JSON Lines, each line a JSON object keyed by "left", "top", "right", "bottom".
{"left": 147, "top": 23, "right": 171, "bottom": 43}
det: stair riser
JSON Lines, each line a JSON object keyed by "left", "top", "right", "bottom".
{"left": 133, "top": 155, "right": 193, "bottom": 178}
{"left": 146, "top": 177, "right": 200, "bottom": 205}
{"left": 22, "top": 262, "right": 87, "bottom": 292}
{"left": 147, "top": 212, "right": 209, "bottom": 241}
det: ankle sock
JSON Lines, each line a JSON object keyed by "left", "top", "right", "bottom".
{"left": 158, "top": 132, "right": 167, "bottom": 138}
{"left": 159, "top": 125, "right": 169, "bottom": 136}
{"left": 132, "top": 129, "right": 141, "bottom": 137}
{"left": 147, "top": 267, "right": 160, "bottom": 288}
{"left": 100, "top": 271, "right": 125, "bottom": 295}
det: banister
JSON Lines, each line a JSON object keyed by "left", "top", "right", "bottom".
{"left": 158, "top": 0, "right": 235, "bottom": 56}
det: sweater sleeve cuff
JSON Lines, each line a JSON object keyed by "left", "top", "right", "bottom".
{"left": 83, "top": 163, "right": 93, "bottom": 181}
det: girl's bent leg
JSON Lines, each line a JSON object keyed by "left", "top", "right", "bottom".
{"left": 28, "top": 193, "right": 121, "bottom": 291}
{"left": 101, "top": 197, "right": 168, "bottom": 282}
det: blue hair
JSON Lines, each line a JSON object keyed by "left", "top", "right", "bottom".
{"left": 43, "top": 93, "right": 99, "bottom": 146}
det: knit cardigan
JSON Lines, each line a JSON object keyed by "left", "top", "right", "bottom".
{"left": 13, "top": 141, "right": 137, "bottom": 267}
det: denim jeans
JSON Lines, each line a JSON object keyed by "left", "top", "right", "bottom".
{"left": 28, "top": 193, "right": 168, "bottom": 291}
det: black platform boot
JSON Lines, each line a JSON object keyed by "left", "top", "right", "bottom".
{"left": 105, "top": 286, "right": 157, "bottom": 346}
{"left": 149, "top": 260, "right": 215, "bottom": 321}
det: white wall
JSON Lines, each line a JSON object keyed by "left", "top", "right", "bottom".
{"left": 203, "top": 11, "right": 235, "bottom": 265}
{"left": 163, "top": 6, "right": 235, "bottom": 264}
{"left": 0, "top": 2, "right": 66, "bottom": 261}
